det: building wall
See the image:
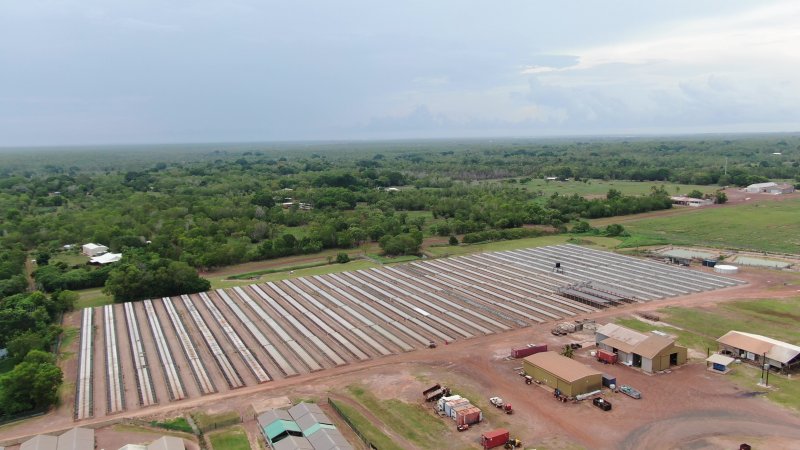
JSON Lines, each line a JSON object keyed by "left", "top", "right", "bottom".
{"left": 522, "top": 360, "right": 601, "bottom": 397}
{"left": 647, "top": 345, "right": 688, "bottom": 373}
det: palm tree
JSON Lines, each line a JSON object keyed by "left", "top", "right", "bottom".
{"left": 561, "top": 344, "right": 574, "bottom": 358}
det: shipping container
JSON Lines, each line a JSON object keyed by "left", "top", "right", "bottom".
{"left": 702, "top": 259, "right": 717, "bottom": 267}
{"left": 456, "top": 406, "right": 482, "bottom": 426}
{"left": 511, "top": 344, "right": 548, "bottom": 359}
{"left": 445, "top": 399, "right": 470, "bottom": 417}
{"left": 481, "top": 428, "right": 510, "bottom": 449}
{"left": 602, "top": 374, "right": 617, "bottom": 388}
{"left": 597, "top": 349, "right": 618, "bottom": 364}
{"left": 437, "top": 395, "right": 461, "bottom": 411}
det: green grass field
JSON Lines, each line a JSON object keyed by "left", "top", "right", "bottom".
{"left": 207, "top": 259, "right": 379, "bottom": 289}
{"left": 622, "top": 197, "right": 800, "bottom": 253}
{"left": 346, "top": 385, "right": 447, "bottom": 447}
{"left": 366, "top": 253, "right": 422, "bottom": 264}
{"left": 329, "top": 399, "right": 403, "bottom": 450}
{"left": 616, "top": 297, "right": 800, "bottom": 411}
{"left": 208, "top": 426, "right": 250, "bottom": 450}
{"left": 490, "top": 178, "right": 718, "bottom": 198}
{"left": 426, "top": 235, "right": 621, "bottom": 257}
{"left": 74, "top": 287, "right": 114, "bottom": 309}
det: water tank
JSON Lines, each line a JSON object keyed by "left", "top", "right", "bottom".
{"left": 714, "top": 264, "right": 739, "bottom": 274}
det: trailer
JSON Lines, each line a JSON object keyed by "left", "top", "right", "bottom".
{"left": 481, "top": 428, "right": 510, "bottom": 449}
{"left": 593, "top": 397, "right": 612, "bottom": 411}
{"left": 597, "top": 349, "right": 618, "bottom": 364}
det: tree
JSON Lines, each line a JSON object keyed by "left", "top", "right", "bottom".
{"left": 335, "top": 252, "right": 350, "bottom": 264}
{"left": 687, "top": 190, "right": 704, "bottom": 199}
{"left": 715, "top": 191, "right": 728, "bottom": 204}
{"left": 448, "top": 235, "right": 459, "bottom": 246}
{"left": 103, "top": 250, "right": 211, "bottom": 303}
{"left": 561, "top": 344, "right": 574, "bottom": 358}
{"left": 604, "top": 223, "right": 626, "bottom": 237}
{"left": 6, "top": 332, "right": 48, "bottom": 363}
{"left": 0, "top": 350, "right": 63, "bottom": 415}
{"left": 571, "top": 221, "right": 593, "bottom": 233}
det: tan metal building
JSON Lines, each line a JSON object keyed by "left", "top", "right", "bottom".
{"left": 596, "top": 323, "right": 687, "bottom": 373}
{"left": 523, "top": 351, "right": 602, "bottom": 397}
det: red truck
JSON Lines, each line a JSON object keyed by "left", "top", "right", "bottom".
{"left": 481, "top": 428, "right": 510, "bottom": 449}
{"left": 597, "top": 349, "right": 618, "bottom": 364}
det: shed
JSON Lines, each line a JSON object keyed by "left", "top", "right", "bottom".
{"left": 272, "top": 435, "right": 314, "bottom": 450}
{"left": 258, "top": 409, "right": 293, "bottom": 428}
{"left": 147, "top": 436, "right": 185, "bottom": 450}
{"left": 90, "top": 253, "right": 122, "bottom": 265}
{"left": 57, "top": 427, "right": 94, "bottom": 450}
{"left": 596, "top": 323, "right": 687, "bottom": 372}
{"left": 523, "top": 352, "right": 602, "bottom": 397}
{"left": 21, "top": 435, "right": 58, "bottom": 450}
{"left": 717, "top": 331, "right": 800, "bottom": 372}
{"left": 288, "top": 402, "right": 324, "bottom": 420}
{"left": 706, "top": 353, "right": 735, "bottom": 373}
{"left": 305, "top": 429, "right": 353, "bottom": 450}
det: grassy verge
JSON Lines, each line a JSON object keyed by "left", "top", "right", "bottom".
{"left": 227, "top": 261, "right": 330, "bottom": 279}
{"left": 367, "top": 254, "right": 422, "bottom": 264}
{"left": 426, "top": 235, "right": 621, "bottom": 257}
{"left": 728, "top": 364, "right": 800, "bottom": 411}
{"left": 192, "top": 411, "right": 240, "bottom": 433}
{"left": 74, "top": 287, "right": 113, "bottom": 309}
{"left": 150, "top": 416, "right": 193, "bottom": 434}
{"left": 621, "top": 197, "right": 800, "bottom": 253}
{"left": 346, "top": 385, "right": 447, "bottom": 447}
{"left": 330, "top": 399, "right": 404, "bottom": 450}
{"left": 208, "top": 426, "right": 250, "bottom": 450}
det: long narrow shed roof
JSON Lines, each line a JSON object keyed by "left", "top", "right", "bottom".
{"left": 147, "top": 436, "right": 185, "bottom": 450}
{"left": 288, "top": 402, "right": 324, "bottom": 420}
{"left": 272, "top": 436, "right": 314, "bottom": 450}
{"left": 717, "top": 331, "right": 800, "bottom": 364}
{"left": 524, "top": 351, "right": 601, "bottom": 382}
{"left": 306, "top": 429, "right": 353, "bottom": 450}
{"left": 57, "top": 427, "right": 94, "bottom": 450}
{"left": 21, "top": 435, "right": 58, "bottom": 450}
{"left": 258, "top": 409, "right": 293, "bottom": 427}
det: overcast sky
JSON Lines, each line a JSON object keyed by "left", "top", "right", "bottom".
{"left": 2, "top": 1, "right": 799, "bottom": 146}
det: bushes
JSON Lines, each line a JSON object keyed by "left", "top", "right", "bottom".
{"left": 461, "top": 227, "right": 544, "bottom": 244}
{"left": 33, "top": 264, "right": 112, "bottom": 292}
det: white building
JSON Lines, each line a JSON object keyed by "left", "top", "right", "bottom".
{"left": 745, "top": 182, "right": 795, "bottom": 194}
{"left": 81, "top": 243, "right": 108, "bottom": 257}
{"left": 670, "top": 196, "right": 713, "bottom": 207}
{"left": 89, "top": 253, "right": 122, "bottom": 265}
{"left": 717, "top": 330, "right": 800, "bottom": 372}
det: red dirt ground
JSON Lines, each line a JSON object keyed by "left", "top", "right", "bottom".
{"left": 2, "top": 266, "right": 799, "bottom": 449}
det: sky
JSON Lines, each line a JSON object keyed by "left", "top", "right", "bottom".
{"left": 1, "top": 1, "right": 799, "bottom": 146}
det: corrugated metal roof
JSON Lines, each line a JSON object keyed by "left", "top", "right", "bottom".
{"left": 272, "top": 435, "right": 314, "bottom": 450}
{"left": 746, "top": 182, "right": 778, "bottom": 189}
{"left": 632, "top": 335, "right": 676, "bottom": 359}
{"left": 258, "top": 409, "right": 293, "bottom": 427}
{"left": 596, "top": 324, "right": 648, "bottom": 347}
{"left": 718, "top": 331, "right": 800, "bottom": 364}
{"left": 265, "top": 420, "right": 302, "bottom": 441}
{"left": 600, "top": 337, "right": 637, "bottom": 353}
{"left": 306, "top": 429, "right": 353, "bottom": 450}
{"left": 295, "top": 412, "right": 333, "bottom": 432}
{"left": 288, "top": 402, "right": 324, "bottom": 420}
{"left": 706, "top": 354, "right": 735, "bottom": 366}
{"left": 21, "top": 435, "right": 58, "bottom": 450}
{"left": 524, "top": 351, "right": 601, "bottom": 383}
{"left": 57, "top": 427, "right": 94, "bottom": 450}
{"left": 146, "top": 436, "right": 185, "bottom": 450}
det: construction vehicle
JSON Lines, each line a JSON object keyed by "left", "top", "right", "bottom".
{"left": 457, "top": 423, "right": 469, "bottom": 432}
{"left": 524, "top": 375, "right": 533, "bottom": 385}
{"left": 504, "top": 438, "right": 522, "bottom": 449}
{"left": 427, "top": 340, "right": 437, "bottom": 349}
{"left": 489, "top": 397, "right": 513, "bottom": 414}
{"left": 423, "top": 383, "right": 450, "bottom": 402}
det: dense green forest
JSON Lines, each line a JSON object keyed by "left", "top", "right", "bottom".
{"left": 0, "top": 134, "right": 799, "bottom": 416}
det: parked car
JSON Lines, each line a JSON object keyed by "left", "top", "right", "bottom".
{"left": 593, "top": 397, "right": 612, "bottom": 411}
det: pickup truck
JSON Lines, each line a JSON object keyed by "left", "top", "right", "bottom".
{"left": 619, "top": 385, "right": 642, "bottom": 399}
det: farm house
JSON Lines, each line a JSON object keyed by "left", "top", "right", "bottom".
{"left": 595, "top": 324, "right": 687, "bottom": 373}
{"left": 257, "top": 403, "right": 353, "bottom": 450}
{"left": 523, "top": 351, "right": 602, "bottom": 397}
{"left": 717, "top": 331, "right": 800, "bottom": 373}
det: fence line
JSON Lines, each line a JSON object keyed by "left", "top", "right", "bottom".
{"left": 327, "top": 397, "right": 378, "bottom": 450}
